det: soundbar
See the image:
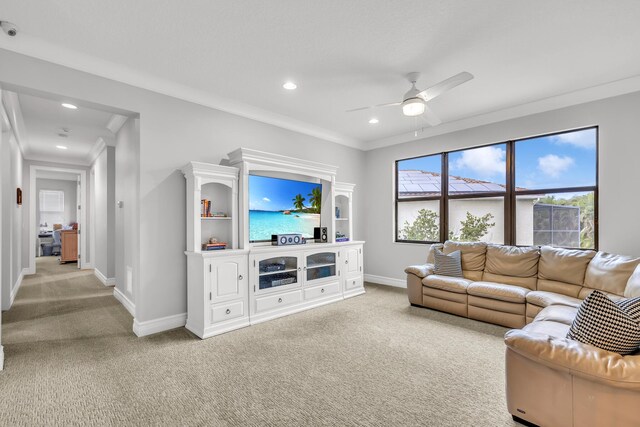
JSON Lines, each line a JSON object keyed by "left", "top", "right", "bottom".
{"left": 271, "top": 233, "right": 306, "bottom": 246}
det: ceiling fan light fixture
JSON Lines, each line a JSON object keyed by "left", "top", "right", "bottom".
{"left": 402, "top": 98, "right": 425, "bottom": 117}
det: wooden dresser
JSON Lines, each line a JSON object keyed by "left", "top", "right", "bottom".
{"left": 60, "top": 229, "right": 78, "bottom": 263}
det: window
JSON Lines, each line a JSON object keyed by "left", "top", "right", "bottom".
{"left": 395, "top": 154, "right": 442, "bottom": 242}
{"left": 514, "top": 128, "right": 597, "bottom": 249}
{"left": 448, "top": 144, "right": 507, "bottom": 244}
{"left": 39, "top": 190, "right": 65, "bottom": 227}
{"left": 394, "top": 127, "right": 598, "bottom": 249}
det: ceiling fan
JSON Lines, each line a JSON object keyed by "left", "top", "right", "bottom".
{"left": 346, "top": 71, "right": 474, "bottom": 126}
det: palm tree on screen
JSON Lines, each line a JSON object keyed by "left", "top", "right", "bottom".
{"left": 293, "top": 194, "right": 306, "bottom": 210}
{"left": 308, "top": 187, "right": 322, "bottom": 213}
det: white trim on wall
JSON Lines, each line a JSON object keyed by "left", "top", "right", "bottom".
{"left": 28, "top": 165, "right": 87, "bottom": 274}
{"left": 132, "top": 313, "right": 187, "bottom": 337}
{"left": 364, "top": 274, "right": 406, "bottom": 289}
{"left": 94, "top": 268, "right": 115, "bottom": 287}
{"left": 8, "top": 268, "right": 26, "bottom": 307}
{"left": 113, "top": 287, "right": 135, "bottom": 317}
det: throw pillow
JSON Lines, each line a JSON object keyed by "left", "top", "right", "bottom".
{"left": 433, "top": 249, "right": 463, "bottom": 278}
{"left": 567, "top": 290, "right": 640, "bottom": 355}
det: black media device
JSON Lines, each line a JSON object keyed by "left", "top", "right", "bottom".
{"left": 314, "top": 227, "right": 328, "bottom": 243}
{"left": 271, "top": 233, "right": 305, "bottom": 246}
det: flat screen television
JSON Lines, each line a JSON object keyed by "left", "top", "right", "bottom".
{"left": 249, "top": 175, "right": 322, "bottom": 242}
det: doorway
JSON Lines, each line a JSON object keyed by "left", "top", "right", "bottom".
{"left": 29, "top": 165, "right": 86, "bottom": 273}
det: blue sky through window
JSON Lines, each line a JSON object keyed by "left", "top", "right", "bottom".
{"left": 397, "top": 155, "right": 441, "bottom": 174}
{"left": 249, "top": 175, "right": 321, "bottom": 211}
{"left": 515, "top": 128, "right": 596, "bottom": 190}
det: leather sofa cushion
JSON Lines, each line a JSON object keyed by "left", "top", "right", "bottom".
{"left": 625, "top": 264, "right": 640, "bottom": 298}
{"left": 505, "top": 328, "right": 640, "bottom": 390}
{"left": 425, "top": 243, "right": 444, "bottom": 264}
{"left": 522, "top": 319, "right": 571, "bottom": 339}
{"left": 578, "top": 288, "right": 625, "bottom": 301}
{"left": 443, "top": 241, "right": 487, "bottom": 271}
{"left": 485, "top": 244, "right": 540, "bottom": 278}
{"left": 404, "top": 263, "right": 434, "bottom": 279}
{"left": 526, "top": 291, "right": 582, "bottom": 309}
{"left": 462, "top": 270, "right": 483, "bottom": 281}
{"left": 533, "top": 305, "right": 579, "bottom": 326}
{"left": 536, "top": 278, "right": 581, "bottom": 298}
{"left": 422, "top": 274, "right": 471, "bottom": 294}
{"left": 467, "top": 281, "right": 529, "bottom": 303}
{"left": 538, "top": 246, "right": 595, "bottom": 285}
{"left": 584, "top": 252, "right": 640, "bottom": 296}
{"left": 482, "top": 272, "right": 538, "bottom": 290}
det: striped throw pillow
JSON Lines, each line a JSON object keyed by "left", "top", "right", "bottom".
{"left": 433, "top": 249, "right": 463, "bottom": 278}
{"left": 567, "top": 290, "right": 640, "bottom": 355}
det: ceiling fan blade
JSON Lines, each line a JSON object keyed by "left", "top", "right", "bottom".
{"left": 421, "top": 104, "right": 442, "bottom": 127}
{"left": 345, "top": 101, "right": 401, "bottom": 113}
{"left": 417, "top": 71, "right": 474, "bottom": 102}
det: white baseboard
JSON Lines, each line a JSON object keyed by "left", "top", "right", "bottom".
{"left": 113, "top": 287, "right": 135, "bottom": 317}
{"left": 8, "top": 269, "right": 25, "bottom": 308}
{"left": 133, "top": 312, "right": 187, "bottom": 337}
{"left": 94, "top": 268, "right": 116, "bottom": 287}
{"left": 364, "top": 274, "right": 406, "bottom": 288}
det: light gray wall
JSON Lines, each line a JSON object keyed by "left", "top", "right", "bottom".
{"left": 365, "top": 91, "right": 640, "bottom": 281}
{"left": 92, "top": 147, "right": 116, "bottom": 279}
{"left": 0, "top": 49, "right": 366, "bottom": 324}
{"left": 115, "top": 120, "right": 138, "bottom": 304}
{"left": 35, "top": 178, "right": 77, "bottom": 227}
{"left": 1, "top": 115, "right": 24, "bottom": 310}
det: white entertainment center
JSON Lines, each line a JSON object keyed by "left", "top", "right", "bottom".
{"left": 182, "top": 149, "right": 365, "bottom": 339}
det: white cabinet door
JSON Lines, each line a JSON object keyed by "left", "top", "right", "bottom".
{"left": 207, "top": 255, "right": 248, "bottom": 305}
{"left": 344, "top": 246, "right": 362, "bottom": 278}
{"left": 251, "top": 252, "right": 302, "bottom": 295}
{"left": 304, "top": 249, "right": 339, "bottom": 286}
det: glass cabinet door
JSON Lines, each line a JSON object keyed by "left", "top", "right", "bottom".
{"left": 306, "top": 252, "right": 337, "bottom": 283}
{"left": 258, "top": 256, "right": 299, "bottom": 291}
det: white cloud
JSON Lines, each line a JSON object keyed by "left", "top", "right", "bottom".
{"left": 262, "top": 197, "right": 271, "bottom": 202}
{"left": 553, "top": 129, "right": 596, "bottom": 149}
{"left": 538, "top": 154, "right": 574, "bottom": 178}
{"left": 452, "top": 146, "right": 506, "bottom": 177}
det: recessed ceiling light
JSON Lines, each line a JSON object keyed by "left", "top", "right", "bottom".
{"left": 368, "top": 118, "right": 379, "bottom": 124}
{"left": 283, "top": 82, "right": 297, "bottom": 90}
{"left": 56, "top": 145, "right": 68, "bottom": 150}
{"left": 61, "top": 103, "right": 77, "bottom": 109}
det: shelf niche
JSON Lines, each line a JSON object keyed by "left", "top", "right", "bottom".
{"left": 182, "top": 162, "right": 239, "bottom": 252}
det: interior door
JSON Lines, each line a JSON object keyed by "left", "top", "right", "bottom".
{"left": 76, "top": 178, "right": 81, "bottom": 269}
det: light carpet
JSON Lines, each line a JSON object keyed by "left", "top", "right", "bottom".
{"left": 0, "top": 257, "right": 516, "bottom": 426}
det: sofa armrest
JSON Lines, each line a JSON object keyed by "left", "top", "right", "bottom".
{"left": 404, "top": 263, "right": 435, "bottom": 279}
{"left": 505, "top": 329, "right": 640, "bottom": 390}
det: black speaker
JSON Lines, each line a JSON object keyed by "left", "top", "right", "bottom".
{"left": 314, "top": 227, "right": 328, "bottom": 243}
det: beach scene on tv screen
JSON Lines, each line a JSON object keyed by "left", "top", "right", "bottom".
{"left": 249, "top": 175, "right": 321, "bottom": 241}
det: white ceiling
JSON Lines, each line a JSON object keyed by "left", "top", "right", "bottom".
{"left": 1, "top": 1, "right": 640, "bottom": 149}
{"left": 10, "top": 92, "right": 116, "bottom": 165}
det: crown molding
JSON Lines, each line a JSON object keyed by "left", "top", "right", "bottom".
{"left": 364, "top": 74, "right": 640, "bottom": 151}
{"left": 1, "top": 90, "right": 29, "bottom": 156}
{"left": 106, "top": 114, "right": 128, "bottom": 134}
{"left": 0, "top": 35, "right": 364, "bottom": 150}
{"left": 87, "top": 137, "right": 106, "bottom": 165}
{"left": 3, "top": 36, "right": 640, "bottom": 154}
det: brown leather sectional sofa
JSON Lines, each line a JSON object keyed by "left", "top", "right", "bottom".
{"left": 405, "top": 241, "right": 640, "bottom": 427}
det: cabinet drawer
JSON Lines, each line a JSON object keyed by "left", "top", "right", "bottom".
{"left": 211, "top": 300, "right": 245, "bottom": 323}
{"left": 304, "top": 281, "right": 340, "bottom": 301}
{"left": 255, "top": 290, "right": 302, "bottom": 313}
{"left": 345, "top": 276, "right": 363, "bottom": 291}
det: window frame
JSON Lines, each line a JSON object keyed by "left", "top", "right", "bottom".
{"left": 395, "top": 153, "right": 444, "bottom": 244}
{"left": 394, "top": 126, "right": 599, "bottom": 250}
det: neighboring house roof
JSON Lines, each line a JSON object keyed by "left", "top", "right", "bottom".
{"left": 398, "top": 170, "right": 526, "bottom": 197}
